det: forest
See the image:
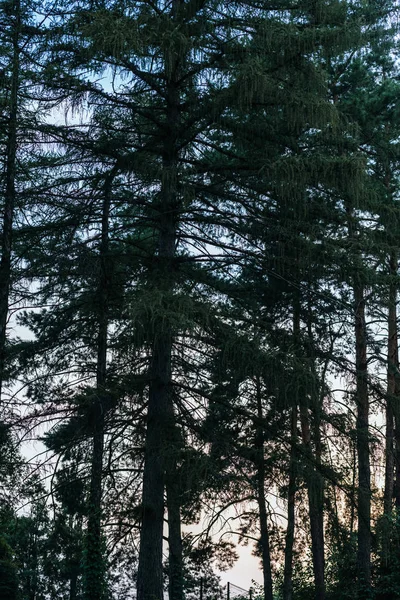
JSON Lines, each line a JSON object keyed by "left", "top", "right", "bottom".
{"left": 1, "top": 0, "right": 400, "bottom": 599}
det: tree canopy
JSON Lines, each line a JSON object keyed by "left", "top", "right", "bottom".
{"left": 1, "top": 1, "right": 400, "bottom": 600}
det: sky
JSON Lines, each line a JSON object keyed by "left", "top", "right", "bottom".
{"left": 219, "top": 544, "right": 261, "bottom": 590}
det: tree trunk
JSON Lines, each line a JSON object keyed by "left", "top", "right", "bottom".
{"left": 255, "top": 377, "right": 274, "bottom": 600}
{"left": 136, "top": 132, "right": 177, "bottom": 600}
{"left": 394, "top": 328, "right": 400, "bottom": 510}
{"left": 84, "top": 175, "right": 112, "bottom": 600}
{"left": 382, "top": 251, "right": 397, "bottom": 565}
{"left": 350, "top": 435, "right": 357, "bottom": 535}
{"left": 354, "top": 281, "right": 371, "bottom": 593}
{"left": 390, "top": 254, "right": 400, "bottom": 513}
{"left": 283, "top": 404, "right": 297, "bottom": 600}
{"left": 137, "top": 332, "right": 170, "bottom": 600}
{"left": 308, "top": 308, "right": 326, "bottom": 600}
{"left": 283, "top": 305, "right": 301, "bottom": 600}
{"left": 300, "top": 405, "right": 325, "bottom": 600}
{"left": 166, "top": 406, "right": 184, "bottom": 600}
{"left": 137, "top": 6, "right": 180, "bottom": 596}
{"left": 166, "top": 475, "right": 184, "bottom": 600}
{"left": 69, "top": 572, "right": 78, "bottom": 600}
{"left": 0, "top": 0, "right": 20, "bottom": 396}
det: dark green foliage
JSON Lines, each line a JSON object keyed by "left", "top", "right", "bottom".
{"left": 0, "top": 1, "right": 400, "bottom": 600}
{"left": 0, "top": 535, "right": 18, "bottom": 600}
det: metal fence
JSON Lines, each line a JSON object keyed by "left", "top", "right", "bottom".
{"left": 199, "top": 580, "right": 253, "bottom": 600}
{"left": 226, "top": 582, "right": 252, "bottom": 599}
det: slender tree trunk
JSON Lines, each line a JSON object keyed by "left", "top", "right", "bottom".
{"left": 0, "top": 0, "right": 20, "bottom": 396}
{"left": 137, "top": 330, "right": 171, "bottom": 600}
{"left": 255, "top": 377, "right": 274, "bottom": 600}
{"left": 166, "top": 475, "right": 184, "bottom": 600}
{"left": 84, "top": 175, "right": 112, "bottom": 600}
{"left": 308, "top": 311, "right": 326, "bottom": 599}
{"left": 354, "top": 281, "right": 371, "bottom": 594}
{"left": 166, "top": 405, "right": 184, "bottom": 600}
{"left": 283, "top": 304, "right": 301, "bottom": 600}
{"left": 382, "top": 251, "right": 397, "bottom": 565}
{"left": 390, "top": 255, "right": 400, "bottom": 513}
{"left": 384, "top": 252, "right": 397, "bottom": 515}
{"left": 69, "top": 572, "right": 78, "bottom": 600}
{"left": 136, "top": 143, "right": 177, "bottom": 600}
{"left": 283, "top": 403, "right": 297, "bottom": 600}
{"left": 385, "top": 400, "right": 395, "bottom": 514}
{"left": 300, "top": 405, "right": 325, "bottom": 600}
{"left": 137, "top": 6, "right": 180, "bottom": 596}
{"left": 350, "top": 435, "right": 357, "bottom": 536}
{"left": 394, "top": 333, "right": 400, "bottom": 510}
{"left": 345, "top": 202, "right": 371, "bottom": 594}
{"left": 313, "top": 400, "right": 325, "bottom": 593}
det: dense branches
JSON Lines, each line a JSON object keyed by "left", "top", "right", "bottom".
{"left": 1, "top": 2, "right": 400, "bottom": 600}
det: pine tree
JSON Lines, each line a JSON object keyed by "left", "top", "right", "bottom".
{"left": 5, "top": 2, "right": 400, "bottom": 600}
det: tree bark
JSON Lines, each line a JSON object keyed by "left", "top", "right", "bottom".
{"left": 137, "top": 331, "right": 171, "bottom": 600}
{"left": 283, "top": 305, "right": 301, "bottom": 600}
{"left": 136, "top": 130, "right": 177, "bottom": 600}
{"left": 255, "top": 377, "right": 274, "bottom": 600}
{"left": 166, "top": 406, "right": 184, "bottom": 600}
{"left": 382, "top": 251, "right": 397, "bottom": 565}
{"left": 69, "top": 572, "right": 78, "bottom": 600}
{"left": 300, "top": 405, "right": 325, "bottom": 600}
{"left": 0, "top": 0, "right": 20, "bottom": 397}
{"left": 283, "top": 404, "right": 297, "bottom": 600}
{"left": 354, "top": 281, "right": 371, "bottom": 593}
{"left": 393, "top": 321, "right": 400, "bottom": 510}
{"left": 395, "top": 378, "right": 400, "bottom": 510}
{"left": 308, "top": 311, "right": 326, "bottom": 600}
{"left": 390, "top": 253, "right": 400, "bottom": 513}
{"left": 84, "top": 174, "right": 112, "bottom": 600}
{"left": 137, "top": 5, "right": 180, "bottom": 597}
{"left": 166, "top": 475, "right": 184, "bottom": 600}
